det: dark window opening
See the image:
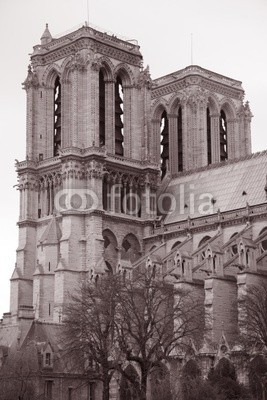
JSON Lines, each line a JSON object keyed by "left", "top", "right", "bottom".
{"left": 262, "top": 240, "right": 267, "bottom": 252}
{"left": 220, "top": 110, "right": 228, "bottom": 161}
{"left": 45, "top": 352, "right": 51, "bottom": 366}
{"left": 246, "top": 249, "right": 250, "bottom": 265}
{"left": 68, "top": 387, "right": 73, "bottom": 400}
{"left": 99, "top": 70, "right": 105, "bottom": 147}
{"left": 104, "top": 235, "right": 111, "bottom": 248}
{"left": 88, "top": 383, "right": 96, "bottom": 400}
{"left": 213, "top": 255, "right": 216, "bottom": 273}
{"left": 102, "top": 178, "right": 108, "bottom": 211}
{"left": 198, "top": 235, "right": 211, "bottom": 248}
{"left": 45, "top": 380, "right": 53, "bottom": 399}
{"left": 160, "top": 110, "right": 169, "bottom": 179}
{"left": 178, "top": 106, "right": 183, "bottom": 171}
{"left": 207, "top": 107, "right": 212, "bottom": 165}
{"left": 122, "top": 239, "right": 131, "bottom": 252}
{"left": 54, "top": 76, "right": 61, "bottom": 156}
{"left": 182, "top": 260, "right": 185, "bottom": 275}
{"left": 105, "top": 261, "right": 113, "bottom": 274}
{"left": 230, "top": 232, "right": 238, "bottom": 255}
{"left": 171, "top": 241, "right": 181, "bottom": 251}
{"left": 115, "top": 76, "right": 124, "bottom": 156}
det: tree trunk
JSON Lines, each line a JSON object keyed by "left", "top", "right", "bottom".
{"left": 140, "top": 372, "right": 147, "bottom": 400}
{"left": 102, "top": 374, "right": 110, "bottom": 400}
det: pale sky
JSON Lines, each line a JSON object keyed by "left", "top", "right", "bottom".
{"left": 0, "top": 0, "right": 266, "bottom": 317}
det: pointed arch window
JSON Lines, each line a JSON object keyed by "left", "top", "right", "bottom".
{"left": 54, "top": 77, "right": 61, "bottom": 156}
{"left": 115, "top": 76, "right": 124, "bottom": 156}
{"left": 220, "top": 110, "right": 228, "bottom": 161}
{"left": 207, "top": 107, "right": 212, "bottom": 165}
{"left": 177, "top": 106, "right": 183, "bottom": 172}
{"left": 99, "top": 70, "right": 105, "bottom": 147}
{"left": 160, "top": 110, "right": 169, "bottom": 179}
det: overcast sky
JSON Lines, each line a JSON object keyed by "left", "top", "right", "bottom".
{"left": 0, "top": 0, "right": 266, "bottom": 317}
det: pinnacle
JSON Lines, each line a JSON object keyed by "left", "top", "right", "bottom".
{"left": 40, "top": 23, "right": 52, "bottom": 45}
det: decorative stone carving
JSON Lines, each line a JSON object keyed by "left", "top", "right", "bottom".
{"left": 22, "top": 65, "right": 39, "bottom": 90}
{"left": 238, "top": 101, "right": 253, "bottom": 120}
{"left": 187, "top": 87, "right": 208, "bottom": 110}
{"left": 86, "top": 160, "right": 104, "bottom": 179}
{"left": 136, "top": 65, "right": 153, "bottom": 89}
{"left": 91, "top": 60, "right": 101, "bottom": 72}
{"left": 68, "top": 52, "right": 87, "bottom": 72}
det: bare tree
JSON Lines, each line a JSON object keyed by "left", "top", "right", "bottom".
{"left": 239, "top": 283, "right": 267, "bottom": 349}
{"left": 0, "top": 343, "right": 39, "bottom": 400}
{"left": 63, "top": 269, "right": 203, "bottom": 400}
{"left": 115, "top": 268, "right": 203, "bottom": 400}
{"left": 63, "top": 273, "right": 122, "bottom": 400}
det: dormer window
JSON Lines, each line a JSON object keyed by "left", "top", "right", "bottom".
{"left": 43, "top": 347, "right": 53, "bottom": 369}
{"left": 45, "top": 352, "right": 51, "bottom": 366}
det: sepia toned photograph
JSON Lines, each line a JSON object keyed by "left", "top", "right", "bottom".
{"left": 0, "top": 0, "right": 266, "bottom": 399}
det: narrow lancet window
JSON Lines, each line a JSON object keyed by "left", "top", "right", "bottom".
{"left": 177, "top": 106, "right": 183, "bottom": 172}
{"left": 220, "top": 110, "right": 228, "bottom": 161}
{"left": 115, "top": 76, "right": 124, "bottom": 156}
{"left": 207, "top": 108, "right": 212, "bottom": 165}
{"left": 99, "top": 70, "right": 105, "bottom": 147}
{"left": 54, "top": 77, "right": 61, "bottom": 156}
{"left": 160, "top": 111, "right": 169, "bottom": 179}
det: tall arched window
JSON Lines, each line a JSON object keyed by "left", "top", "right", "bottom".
{"left": 220, "top": 110, "right": 228, "bottom": 161}
{"left": 207, "top": 107, "right": 212, "bottom": 165}
{"left": 54, "top": 76, "right": 61, "bottom": 156}
{"left": 160, "top": 110, "right": 169, "bottom": 179}
{"left": 115, "top": 76, "right": 124, "bottom": 156}
{"left": 177, "top": 106, "right": 183, "bottom": 171}
{"left": 99, "top": 70, "right": 105, "bottom": 147}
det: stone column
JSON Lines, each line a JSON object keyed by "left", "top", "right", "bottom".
{"left": 168, "top": 114, "right": 178, "bottom": 174}
{"left": 105, "top": 80, "right": 115, "bottom": 154}
{"left": 123, "top": 85, "right": 132, "bottom": 159}
{"left": 210, "top": 113, "right": 220, "bottom": 163}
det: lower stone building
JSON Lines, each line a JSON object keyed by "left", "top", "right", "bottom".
{"left": 0, "top": 22, "right": 266, "bottom": 399}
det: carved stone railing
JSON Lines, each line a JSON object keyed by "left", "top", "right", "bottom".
{"left": 33, "top": 24, "right": 140, "bottom": 56}
{"left": 153, "top": 65, "right": 243, "bottom": 89}
{"left": 149, "top": 203, "right": 267, "bottom": 236}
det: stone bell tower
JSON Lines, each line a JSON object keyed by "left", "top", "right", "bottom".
{"left": 151, "top": 65, "right": 253, "bottom": 176}
{"left": 8, "top": 24, "right": 159, "bottom": 323}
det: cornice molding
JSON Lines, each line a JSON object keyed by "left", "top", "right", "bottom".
{"left": 151, "top": 76, "right": 243, "bottom": 101}
{"left": 31, "top": 37, "right": 142, "bottom": 69}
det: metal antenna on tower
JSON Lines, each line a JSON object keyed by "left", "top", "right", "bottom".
{"left": 191, "top": 33, "right": 194, "bottom": 65}
{"left": 87, "top": 0, "right": 90, "bottom": 26}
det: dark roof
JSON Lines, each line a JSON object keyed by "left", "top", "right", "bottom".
{"left": 164, "top": 151, "right": 267, "bottom": 224}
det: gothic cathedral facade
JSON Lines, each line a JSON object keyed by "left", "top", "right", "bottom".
{"left": 1, "top": 23, "right": 267, "bottom": 399}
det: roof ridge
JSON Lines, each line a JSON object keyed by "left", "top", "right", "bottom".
{"left": 171, "top": 150, "right": 267, "bottom": 179}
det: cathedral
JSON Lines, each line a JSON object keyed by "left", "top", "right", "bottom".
{"left": 0, "top": 22, "right": 267, "bottom": 399}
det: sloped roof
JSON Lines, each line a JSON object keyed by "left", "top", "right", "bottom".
{"left": 164, "top": 151, "right": 267, "bottom": 224}
{"left": 0, "top": 320, "right": 33, "bottom": 349}
{"left": 39, "top": 216, "right": 62, "bottom": 245}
